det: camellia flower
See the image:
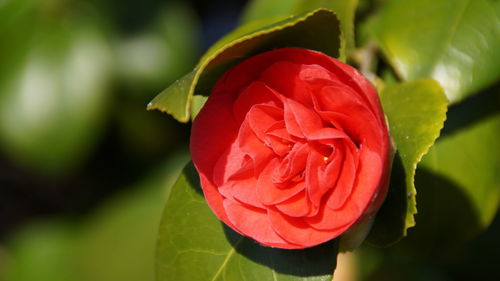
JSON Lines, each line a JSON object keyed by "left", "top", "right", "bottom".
{"left": 190, "top": 48, "right": 391, "bottom": 249}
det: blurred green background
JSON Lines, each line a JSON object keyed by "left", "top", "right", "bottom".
{"left": 0, "top": 0, "right": 498, "bottom": 280}
{"left": 0, "top": 0, "right": 246, "bottom": 280}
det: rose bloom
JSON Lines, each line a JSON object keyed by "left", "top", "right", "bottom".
{"left": 191, "top": 48, "right": 391, "bottom": 249}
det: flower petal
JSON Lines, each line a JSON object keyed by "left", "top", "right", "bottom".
{"left": 191, "top": 92, "right": 239, "bottom": 184}
{"left": 306, "top": 144, "right": 343, "bottom": 206}
{"left": 326, "top": 142, "right": 358, "bottom": 210}
{"left": 257, "top": 158, "right": 306, "bottom": 205}
{"left": 274, "top": 191, "right": 312, "bottom": 217}
{"left": 233, "top": 81, "right": 282, "bottom": 123}
{"left": 223, "top": 200, "right": 296, "bottom": 247}
{"left": 282, "top": 97, "right": 323, "bottom": 138}
{"left": 268, "top": 207, "right": 348, "bottom": 247}
{"left": 247, "top": 104, "right": 283, "bottom": 144}
{"left": 218, "top": 160, "right": 265, "bottom": 209}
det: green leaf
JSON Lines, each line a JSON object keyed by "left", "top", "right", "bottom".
{"left": 398, "top": 88, "right": 500, "bottom": 257}
{"left": 156, "top": 163, "right": 339, "bottom": 281}
{"left": 367, "top": 79, "right": 448, "bottom": 246}
{"left": 293, "top": 0, "right": 359, "bottom": 54}
{"left": 239, "top": 0, "right": 303, "bottom": 24}
{"left": 147, "top": 8, "right": 342, "bottom": 122}
{"left": 494, "top": 0, "right": 500, "bottom": 15}
{"left": 373, "top": 0, "right": 500, "bottom": 103}
{"left": 422, "top": 108, "right": 500, "bottom": 230}
{"left": 240, "top": 0, "right": 358, "bottom": 57}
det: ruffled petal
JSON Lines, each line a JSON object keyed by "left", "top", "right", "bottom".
{"left": 274, "top": 190, "right": 315, "bottom": 217}
{"left": 218, "top": 160, "right": 264, "bottom": 209}
{"left": 223, "top": 200, "right": 291, "bottom": 246}
{"left": 259, "top": 61, "right": 315, "bottom": 106}
{"left": 257, "top": 158, "right": 306, "bottom": 205}
{"left": 268, "top": 207, "right": 348, "bottom": 247}
{"left": 233, "top": 81, "right": 282, "bottom": 123}
{"left": 326, "top": 141, "right": 359, "bottom": 210}
{"left": 282, "top": 97, "right": 323, "bottom": 138}
{"left": 306, "top": 144, "right": 343, "bottom": 206}
{"left": 247, "top": 104, "right": 283, "bottom": 143}
{"left": 304, "top": 200, "right": 359, "bottom": 230}
{"left": 237, "top": 120, "right": 274, "bottom": 168}
{"left": 272, "top": 142, "right": 308, "bottom": 185}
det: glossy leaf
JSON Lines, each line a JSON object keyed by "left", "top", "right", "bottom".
{"left": 156, "top": 163, "right": 339, "bottom": 281}
{"left": 368, "top": 79, "right": 448, "bottom": 246}
{"left": 422, "top": 111, "right": 500, "bottom": 231}
{"left": 293, "top": 0, "right": 359, "bottom": 54}
{"left": 148, "top": 8, "right": 342, "bottom": 122}
{"left": 239, "top": 0, "right": 302, "bottom": 24}
{"left": 397, "top": 86, "right": 500, "bottom": 256}
{"left": 241, "top": 0, "right": 359, "bottom": 56}
{"left": 373, "top": 0, "right": 500, "bottom": 103}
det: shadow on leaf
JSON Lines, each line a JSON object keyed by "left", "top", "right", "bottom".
{"left": 182, "top": 162, "right": 339, "bottom": 277}
{"left": 399, "top": 168, "right": 482, "bottom": 260}
{"left": 223, "top": 225, "right": 338, "bottom": 277}
{"left": 367, "top": 152, "right": 407, "bottom": 246}
{"left": 441, "top": 82, "right": 500, "bottom": 138}
{"left": 184, "top": 162, "right": 204, "bottom": 196}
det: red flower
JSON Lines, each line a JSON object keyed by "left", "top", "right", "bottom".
{"left": 190, "top": 48, "right": 391, "bottom": 249}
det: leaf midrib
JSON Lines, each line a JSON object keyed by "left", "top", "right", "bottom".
{"left": 210, "top": 237, "right": 244, "bottom": 281}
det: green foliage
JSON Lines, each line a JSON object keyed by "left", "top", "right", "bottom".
{"left": 240, "top": 0, "right": 359, "bottom": 57}
{"left": 368, "top": 79, "right": 448, "bottom": 246}
{"left": 293, "top": 0, "right": 358, "bottom": 54}
{"left": 239, "top": 0, "right": 303, "bottom": 24}
{"left": 156, "top": 163, "right": 339, "bottom": 281}
{"left": 147, "top": 8, "right": 343, "bottom": 122}
{"left": 423, "top": 114, "right": 500, "bottom": 229}
{"left": 373, "top": 0, "right": 500, "bottom": 103}
{"left": 401, "top": 88, "right": 500, "bottom": 256}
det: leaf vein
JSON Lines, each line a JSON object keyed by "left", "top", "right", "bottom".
{"left": 210, "top": 237, "right": 244, "bottom": 281}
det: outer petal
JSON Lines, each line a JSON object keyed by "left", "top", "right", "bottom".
{"left": 223, "top": 199, "right": 300, "bottom": 248}
{"left": 233, "top": 81, "right": 282, "bottom": 123}
{"left": 268, "top": 207, "right": 349, "bottom": 248}
{"left": 259, "top": 62, "right": 336, "bottom": 106}
{"left": 274, "top": 191, "right": 313, "bottom": 217}
{"left": 218, "top": 161, "right": 265, "bottom": 209}
{"left": 191, "top": 93, "right": 238, "bottom": 178}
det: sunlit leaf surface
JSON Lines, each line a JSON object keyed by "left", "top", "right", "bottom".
{"left": 368, "top": 79, "right": 448, "bottom": 246}
{"left": 374, "top": 0, "right": 500, "bottom": 103}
